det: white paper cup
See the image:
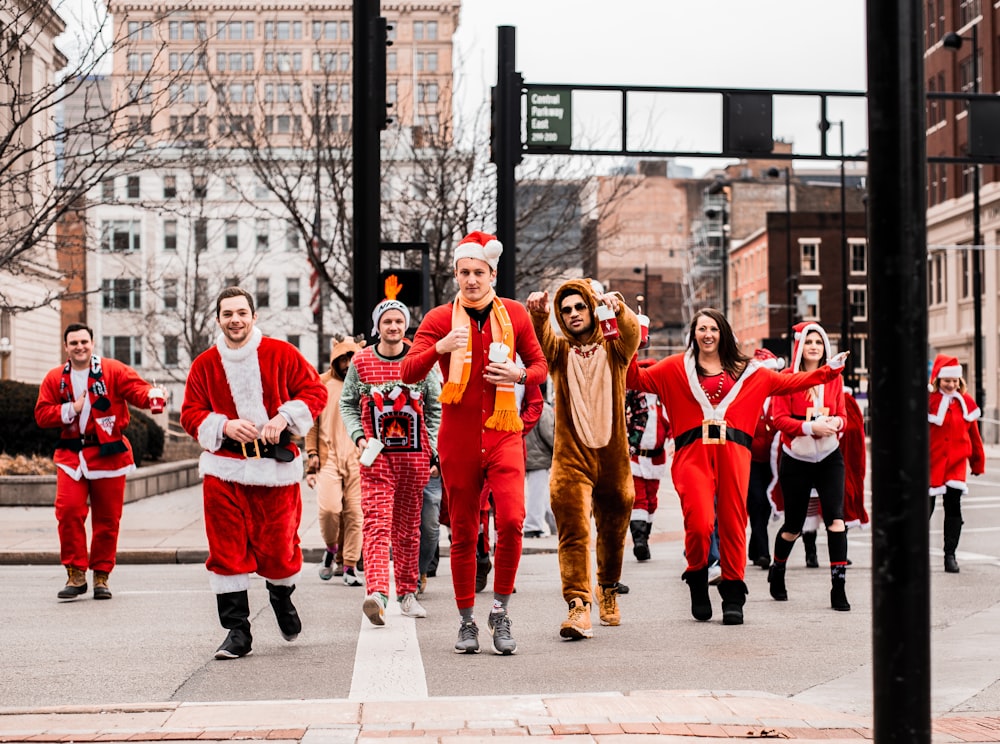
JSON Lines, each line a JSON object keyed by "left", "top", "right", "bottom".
{"left": 359, "top": 439, "right": 384, "bottom": 467}
{"left": 488, "top": 342, "right": 510, "bottom": 364}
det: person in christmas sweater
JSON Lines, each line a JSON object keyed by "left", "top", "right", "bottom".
{"left": 768, "top": 322, "right": 852, "bottom": 611}
{"left": 34, "top": 323, "right": 159, "bottom": 600}
{"left": 626, "top": 308, "right": 848, "bottom": 625}
{"left": 526, "top": 279, "right": 640, "bottom": 639}
{"left": 625, "top": 359, "right": 671, "bottom": 563}
{"left": 180, "top": 287, "right": 328, "bottom": 660}
{"left": 339, "top": 290, "right": 441, "bottom": 625}
{"left": 401, "top": 231, "right": 547, "bottom": 656}
{"left": 928, "top": 353, "right": 985, "bottom": 573}
{"left": 305, "top": 334, "right": 366, "bottom": 586}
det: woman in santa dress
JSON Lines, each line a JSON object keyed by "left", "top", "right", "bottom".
{"left": 928, "top": 354, "right": 985, "bottom": 574}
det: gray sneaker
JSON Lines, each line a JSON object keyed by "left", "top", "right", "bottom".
{"left": 487, "top": 611, "right": 517, "bottom": 655}
{"left": 454, "top": 620, "right": 480, "bottom": 654}
{"left": 399, "top": 592, "right": 427, "bottom": 618}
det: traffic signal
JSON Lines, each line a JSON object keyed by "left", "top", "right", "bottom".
{"left": 378, "top": 269, "right": 422, "bottom": 309}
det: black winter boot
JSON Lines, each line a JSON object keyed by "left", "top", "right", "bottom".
{"left": 215, "top": 591, "right": 253, "bottom": 660}
{"left": 475, "top": 532, "right": 492, "bottom": 593}
{"left": 803, "top": 531, "right": 819, "bottom": 567}
{"left": 718, "top": 580, "right": 748, "bottom": 625}
{"left": 266, "top": 582, "right": 301, "bottom": 641}
{"left": 768, "top": 561, "right": 788, "bottom": 601}
{"left": 943, "top": 516, "right": 963, "bottom": 573}
{"left": 630, "top": 519, "right": 651, "bottom": 561}
{"left": 681, "top": 567, "right": 712, "bottom": 621}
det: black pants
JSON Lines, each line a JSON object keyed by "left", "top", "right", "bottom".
{"left": 746, "top": 460, "right": 773, "bottom": 559}
{"left": 778, "top": 448, "right": 845, "bottom": 535}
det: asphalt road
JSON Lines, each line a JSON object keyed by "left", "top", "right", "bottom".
{"left": 3, "top": 476, "right": 999, "bottom": 717}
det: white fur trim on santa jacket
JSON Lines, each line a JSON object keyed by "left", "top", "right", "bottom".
{"left": 181, "top": 327, "right": 328, "bottom": 487}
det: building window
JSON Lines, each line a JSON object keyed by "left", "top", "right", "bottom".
{"left": 102, "top": 220, "right": 141, "bottom": 252}
{"left": 163, "top": 220, "right": 177, "bottom": 252}
{"left": 798, "top": 286, "right": 820, "bottom": 320}
{"left": 225, "top": 220, "right": 238, "bottom": 250}
{"left": 413, "top": 20, "right": 438, "bottom": 41}
{"left": 256, "top": 277, "right": 270, "bottom": 308}
{"left": 928, "top": 252, "right": 947, "bottom": 305}
{"left": 101, "top": 177, "right": 114, "bottom": 200}
{"left": 287, "top": 277, "right": 300, "bottom": 307}
{"left": 287, "top": 334, "right": 300, "bottom": 349}
{"left": 164, "top": 336, "right": 179, "bottom": 367}
{"left": 849, "top": 240, "right": 866, "bottom": 274}
{"left": 126, "top": 176, "right": 140, "bottom": 199}
{"left": 103, "top": 336, "right": 142, "bottom": 366}
{"left": 416, "top": 83, "right": 439, "bottom": 103}
{"left": 101, "top": 278, "right": 142, "bottom": 310}
{"left": 849, "top": 286, "right": 868, "bottom": 321}
{"left": 959, "top": 0, "right": 982, "bottom": 28}
{"left": 285, "top": 221, "right": 299, "bottom": 251}
{"left": 163, "top": 278, "right": 178, "bottom": 309}
{"left": 163, "top": 175, "right": 176, "bottom": 198}
{"left": 256, "top": 219, "right": 269, "bottom": 251}
{"left": 415, "top": 51, "right": 438, "bottom": 72}
{"left": 193, "top": 174, "right": 207, "bottom": 199}
{"left": 194, "top": 218, "right": 208, "bottom": 252}
{"left": 800, "top": 241, "right": 819, "bottom": 274}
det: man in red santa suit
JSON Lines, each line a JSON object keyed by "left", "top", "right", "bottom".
{"left": 401, "top": 231, "right": 547, "bottom": 656}
{"left": 35, "top": 323, "right": 158, "bottom": 600}
{"left": 181, "top": 287, "right": 327, "bottom": 660}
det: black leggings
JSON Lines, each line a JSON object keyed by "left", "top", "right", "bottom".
{"left": 929, "top": 487, "right": 963, "bottom": 520}
{"left": 778, "top": 448, "right": 845, "bottom": 535}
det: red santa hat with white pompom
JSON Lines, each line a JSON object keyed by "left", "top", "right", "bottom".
{"left": 928, "top": 353, "right": 963, "bottom": 392}
{"left": 453, "top": 231, "right": 503, "bottom": 270}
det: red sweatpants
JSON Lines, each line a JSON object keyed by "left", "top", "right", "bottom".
{"left": 55, "top": 471, "right": 126, "bottom": 573}
{"left": 672, "top": 443, "right": 752, "bottom": 581}
{"left": 441, "top": 428, "right": 525, "bottom": 610}
{"left": 202, "top": 475, "right": 302, "bottom": 581}
{"left": 359, "top": 450, "right": 428, "bottom": 598}
{"left": 632, "top": 477, "right": 660, "bottom": 515}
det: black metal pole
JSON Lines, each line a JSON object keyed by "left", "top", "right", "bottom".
{"left": 784, "top": 168, "right": 793, "bottom": 355}
{"left": 721, "top": 209, "right": 729, "bottom": 316}
{"left": 866, "top": 2, "right": 931, "bottom": 743}
{"left": 971, "top": 23, "right": 985, "bottom": 415}
{"left": 839, "top": 122, "right": 850, "bottom": 385}
{"left": 495, "top": 26, "right": 517, "bottom": 298}
{"left": 352, "top": 0, "right": 381, "bottom": 338}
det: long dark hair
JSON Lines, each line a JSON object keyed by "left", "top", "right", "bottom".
{"left": 687, "top": 308, "right": 749, "bottom": 377}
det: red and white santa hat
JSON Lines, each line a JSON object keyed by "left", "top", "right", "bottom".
{"left": 929, "top": 353, "right": 963, "bottom": 390}
{"left": 791, "top": 321, "right": 832, "bottom": 372}
{"left": 454, "top": 231, "right": 503, "bottom": 271}
{"left": 753, "top": 347, "right": 786, "bottom": 371}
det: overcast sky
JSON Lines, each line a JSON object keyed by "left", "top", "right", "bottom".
{"left": 451, "top": 0, "right": 868, "bottom": 175}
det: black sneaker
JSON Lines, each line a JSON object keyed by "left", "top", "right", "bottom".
{"left": 475, "top": 553, "right": 492, "bottom": 593}
{"left": 454, "top": 620, "right": 480, "bottom": 654}
{"left": 487, "top": 611, "right": 516, "bottom": 655}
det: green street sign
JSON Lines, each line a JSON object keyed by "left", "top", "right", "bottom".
{"left": 526, "top": 89, "right": 571, "bottom": 148}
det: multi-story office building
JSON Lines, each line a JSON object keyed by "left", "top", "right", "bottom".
{"left": 87, "top": 1, "right": 460, "bottom": 406}
{"left": 924, "top": 1, "right": 1000, "bottom": 424}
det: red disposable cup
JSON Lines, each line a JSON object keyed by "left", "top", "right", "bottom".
{"left": 149, "top": 387, "right": 165, "bottom": 414}
{"left": 637, "top": 314, "right": 650, "bottom": 349}
{"left": 596, "top": 305, "right": 620, "bottom": 340}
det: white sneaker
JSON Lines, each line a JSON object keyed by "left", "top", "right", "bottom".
{"left": 363, "top": 593, "right": 386, "bottom": 626}
{"left": 708, "top": 562, "right": 722, "bottom": 585}
{"left": 399, "top": 592, "right": 427, "bottom": 618}
{"left": 343, "top": 567, "right": 363, "bottom": 586}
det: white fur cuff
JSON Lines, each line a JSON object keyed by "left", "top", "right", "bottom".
{"left": 209, "top": 572, "right": 250, "bottom": 594}
{"left": 279, "top": 400, "right": 314, "bottom": 436}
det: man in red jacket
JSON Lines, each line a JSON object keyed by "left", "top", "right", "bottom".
{"left": 401, "top": 231, "right": 547, "bottom": 656}
{"left": 181, "top": 287, "right": 327, "bottom": 660}
{"left": 35, "top": 323, "right": 157, "bottom": 601}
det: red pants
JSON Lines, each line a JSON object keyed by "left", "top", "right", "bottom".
{"left": 632, "top": 477, "right": 660, "bottom": 515}
{"left": 202, "top": 475, "right": 302, "bottom": 581}
{"left": 360, "top": 451, "right": 428, "bottom": 598}
{"left": 55, "top": 471, "right": 126, "bottom": 573}
{"left": 672, "top": 443, "right": 751, "bottom": 581}
{"left": 441, "top": 429, "right": 525, "bottom": 609}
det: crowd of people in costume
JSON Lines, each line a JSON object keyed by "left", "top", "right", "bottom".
{"left": 34, "top": 230, "right": 984, "bottom": 661}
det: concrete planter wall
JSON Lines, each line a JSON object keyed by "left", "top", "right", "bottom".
{"left": 0, "top": 460, "right": 200, "bottom": 507}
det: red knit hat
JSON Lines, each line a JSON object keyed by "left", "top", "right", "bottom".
{"left": 753, "top": 347, "right": 786, "bottom": 370}
{"left": 929, "top": 354, "right": 963, "bottom": 391}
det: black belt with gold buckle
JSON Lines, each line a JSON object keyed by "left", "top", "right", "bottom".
{"left": 220, "top": 435, "right": 295, "bottom": 462}
{"left": 673, "top": 421, "right": 752, "bottom": 450}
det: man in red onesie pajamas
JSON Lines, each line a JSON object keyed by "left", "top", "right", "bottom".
{"left": 401, "top": 231, "right": 547, "bottom": 656}
{"left": 181, "top": 287, "right": 327, "bottom": 660}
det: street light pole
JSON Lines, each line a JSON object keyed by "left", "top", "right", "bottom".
{"left": 837, "top": 122, "right": 851, "bottom": 387}
{"left": 944, "top": 24, "right": 985, "bottom": 414}
{"left": 767, "top": 166, "right": 793, "bottom": 354}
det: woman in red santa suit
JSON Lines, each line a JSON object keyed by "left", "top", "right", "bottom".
{"left": 181, "top": 287, "right": 328, "bottom": 660}
{"left": 627, "top": 308, "right": 848, "bottom": 625}
{"left": 928, "top": 354, "right": 985, "bottom": 573}
{"left": 768, "top": 322, "right": 852, "bottom": 611}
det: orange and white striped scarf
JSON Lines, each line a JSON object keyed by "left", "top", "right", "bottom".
{"left": 439, "top": 288, "right": 522, "bottom": 432}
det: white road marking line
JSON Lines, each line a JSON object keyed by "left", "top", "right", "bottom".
{"left": 348, "top": 572, "right": 428, "bottom": 701}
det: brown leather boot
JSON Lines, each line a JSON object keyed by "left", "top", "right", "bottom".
{"left": 93, "top": 571, "right": 112, "bottom": 600}
{"left": 57, "top": 566, "right": 88, "bottom": 599}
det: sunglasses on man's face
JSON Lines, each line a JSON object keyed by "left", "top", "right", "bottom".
{"left": 560, "top": 302, "right": 588, "bottom": 315}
